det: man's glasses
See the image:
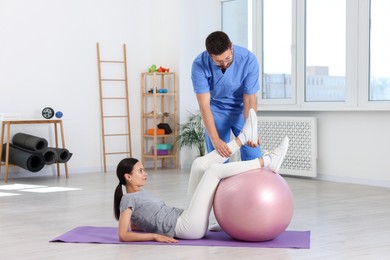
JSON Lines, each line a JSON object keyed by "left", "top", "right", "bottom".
{"left": 211, "top": 47, "right": 234, "bottom": 66}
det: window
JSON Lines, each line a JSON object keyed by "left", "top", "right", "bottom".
{"left": 369, "top": 0, "right": 390, "bottom": 101}
{"left": 222, "top": 0, "right": 249, "bottom": 48}
{"left": 305, "top": 0, "right": 346, "bottom": 102}
{"left": 262, "top": 0, "right": 293, "bottom": 100}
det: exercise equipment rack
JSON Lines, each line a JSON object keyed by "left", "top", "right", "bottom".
{"left": 0, "top": 119, "right": 68, "bottom": 183}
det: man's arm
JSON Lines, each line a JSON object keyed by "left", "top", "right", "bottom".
{"left": 196, "top": 93, "right": 232, "bottom": 157}
{"left": 243, "top": 93, "right": 257, "bottom": 118}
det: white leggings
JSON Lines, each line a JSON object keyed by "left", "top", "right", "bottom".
{"left": 174, "top": 140, "right": 261, "bottom": 239}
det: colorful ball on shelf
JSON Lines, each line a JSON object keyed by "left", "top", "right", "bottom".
{"left": 55, "top": 111, "right": 63, "bottom": 118}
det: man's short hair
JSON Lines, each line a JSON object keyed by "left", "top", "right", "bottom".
{"left": 205, "top": 31, "right": 232, "bottom": 55}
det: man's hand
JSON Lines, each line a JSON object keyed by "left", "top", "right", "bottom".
{"left": 213, "top": 138, "right": 232, "bottom": 158}
{"left": 246, "top": 136, "right": 261, "bottom": 148}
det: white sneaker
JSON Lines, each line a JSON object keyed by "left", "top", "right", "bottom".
{"left": 265, "top": 136, "right": 289, "bottom": 173}
{"left": 241, "top": 108, "right": 258, "bottom": 144}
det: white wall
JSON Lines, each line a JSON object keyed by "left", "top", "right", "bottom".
{"left": 0, "top": 0, "right": 219, "bottom": 176}
{"left": 178, "top": 0, "right": 221, "bottom": 168}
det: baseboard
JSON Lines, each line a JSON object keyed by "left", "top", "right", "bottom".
{"left": 0, "top": 165, "right": 104, "bottom": 181}
{"left": 316, "top": 173, "right": 390, "bottom": 188}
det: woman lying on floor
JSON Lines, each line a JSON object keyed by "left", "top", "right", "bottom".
{"left": 113, "top": 109, "right": 289, "bottom": 243}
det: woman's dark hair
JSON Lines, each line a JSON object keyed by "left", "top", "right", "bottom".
{"left": 205, "top": 31, "right": 232, "bottom": 55}
{"left": 113, "top": 158, "right": 139, "bottom": 220}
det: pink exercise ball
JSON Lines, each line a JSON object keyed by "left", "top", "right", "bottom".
{"left": 213, "top": 168, "right": 294, "bottom": 242}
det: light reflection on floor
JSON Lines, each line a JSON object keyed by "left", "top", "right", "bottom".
{"left": 0, "top": 183, "right": 81, "bottom": 196}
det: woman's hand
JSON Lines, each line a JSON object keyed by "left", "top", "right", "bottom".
{"left": 154, "top": 234, "right": 178, "bottom": 243}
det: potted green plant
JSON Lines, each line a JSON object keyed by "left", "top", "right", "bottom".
{"left": 175, "top": 111, "right": 206, "bottom": 156}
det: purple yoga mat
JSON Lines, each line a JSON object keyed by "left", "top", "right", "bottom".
{"left": 50, "top": 226, "right": 310, "bottom": 249}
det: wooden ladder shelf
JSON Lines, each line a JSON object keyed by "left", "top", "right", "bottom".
{"left": 96, "top": 42, "right": 132, "bottom": 173}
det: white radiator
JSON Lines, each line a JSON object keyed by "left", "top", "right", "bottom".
{"left": 258, "top": 117, "right": 317, "bottom": 177}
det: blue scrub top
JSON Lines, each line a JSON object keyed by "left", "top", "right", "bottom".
{"left": 191, "top": 45, "right": 260, "bottom": 120}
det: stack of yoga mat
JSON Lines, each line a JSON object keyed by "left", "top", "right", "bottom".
{"left": 1, "top": 133, "right": 72, "bottom": 172}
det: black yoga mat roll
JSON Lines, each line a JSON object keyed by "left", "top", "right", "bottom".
{"left": 47, "top": 147, "right": 72, "bottom": 163}
{"left": 1, "top": 143, "right": 45, "bottom": 172}
{"left": 12, "top": 133, "right": 48, "bottom": 153}
{"left": 43, "top": 148, "right": 58, "bottom": 165}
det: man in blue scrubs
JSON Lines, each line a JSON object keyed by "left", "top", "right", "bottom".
{"left": 191, "top": 31, "right": 262, "bottom": 160}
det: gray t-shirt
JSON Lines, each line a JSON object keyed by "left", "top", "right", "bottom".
{"left": 119, "top": 189, "right": 184, "bottom": 237}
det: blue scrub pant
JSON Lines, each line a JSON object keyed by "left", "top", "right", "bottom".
{"left": 205, "top": 116, "right": 262, "bottom": 161}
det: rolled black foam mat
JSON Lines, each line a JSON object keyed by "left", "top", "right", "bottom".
{"left": 12, "top": 133, "right": 48, "bottom": 153}
{"left": 43, "top": 147, "right": 58, "bottom": 165}
{"left": 1, "top": 143, "right": 45, "bottom": 172}
{"left": 47, "top": 147, "right": 72, "bottom": 163}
